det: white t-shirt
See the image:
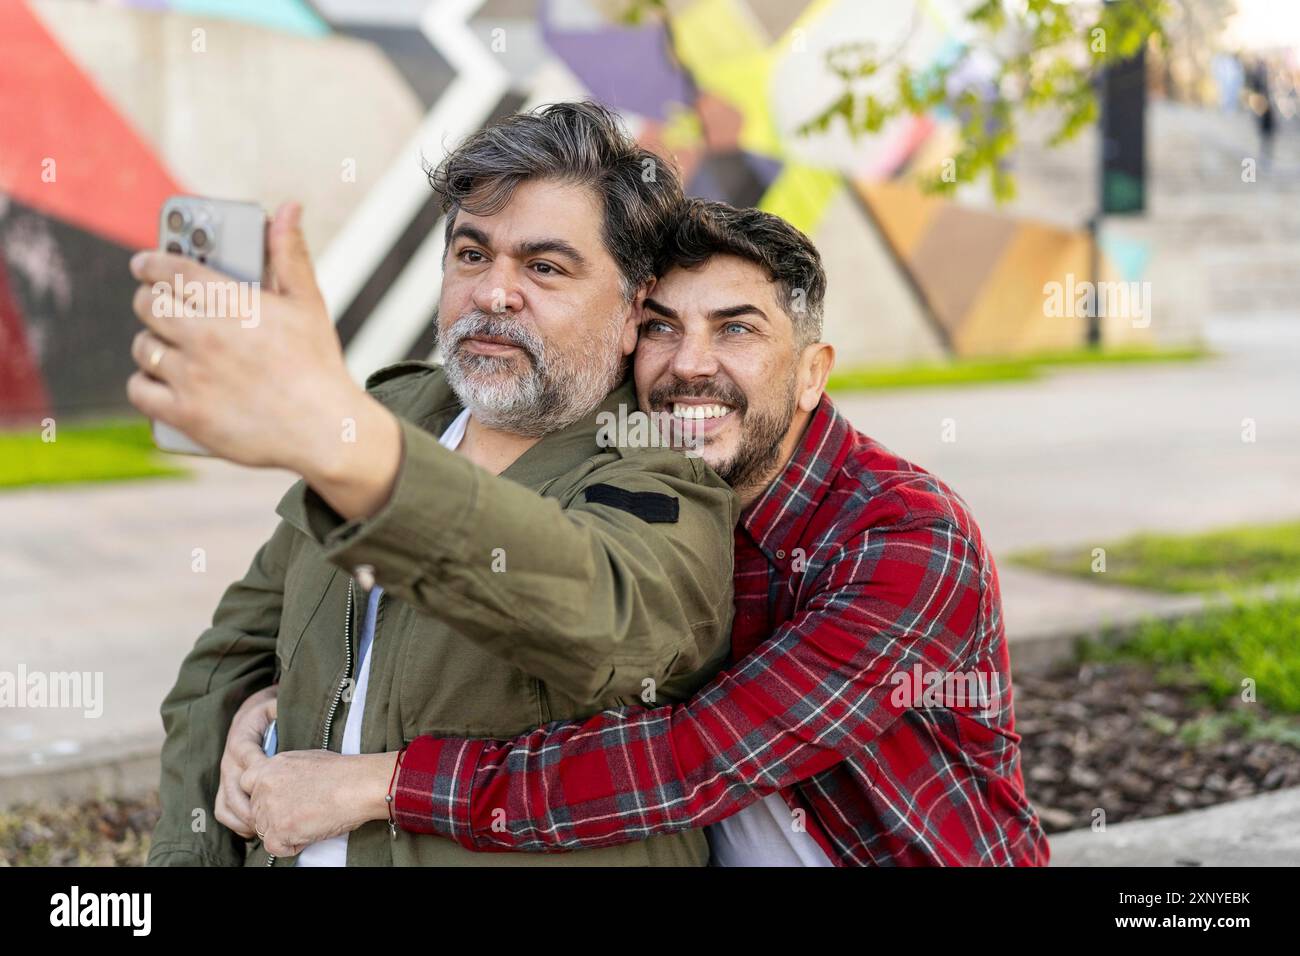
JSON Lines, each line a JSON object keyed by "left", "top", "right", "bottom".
{"left": 708, "top": 792, "right": 834, "bottom": 866}
{"left": 296, "top": 409, "right": 470, "bottom": 867}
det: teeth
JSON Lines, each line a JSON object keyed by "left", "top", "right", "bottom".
{"left": 671, "top": 403, "right": 731, "bottom": 420}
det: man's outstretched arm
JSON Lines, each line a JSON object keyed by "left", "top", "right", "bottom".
{"left": 294, "top": 419, "right": 738, "bottom": 705}
{"left": 393, "top": 521, "right": 984, "bottom": 854}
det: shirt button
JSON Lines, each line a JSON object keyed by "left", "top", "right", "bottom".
{"left": 353, "top": 564, "right": 376, "bottom": 591}
{"left": 776, "top": 549, "right": 785, "bottom": 559}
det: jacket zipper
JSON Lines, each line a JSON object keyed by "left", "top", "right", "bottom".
{"left": 321, "top": 579, "right": 357, "bottom": 753}
{"left": 266, "top": 578, "right": 357, "bottom": 867}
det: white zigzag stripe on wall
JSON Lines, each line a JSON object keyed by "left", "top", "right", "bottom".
{"left": 350, "top": 56, "right": 598, "bottom": 371}
{"left": 312, "top": 0, "right": 508, "bottom": 381}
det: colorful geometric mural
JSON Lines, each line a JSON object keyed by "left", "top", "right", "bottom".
{"left": 858, "top": 179, "right": 1154, "bottom": 356}
{"left": 0, "top": 0, "right": 1153, "bottom": 424}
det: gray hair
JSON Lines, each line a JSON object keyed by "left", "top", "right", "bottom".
{"left": 427, "top": 101, "right": 684, "bottom": 300}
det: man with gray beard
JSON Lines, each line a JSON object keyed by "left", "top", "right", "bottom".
{"left": 136, "top": 102, "right": 738, "bottom": 866}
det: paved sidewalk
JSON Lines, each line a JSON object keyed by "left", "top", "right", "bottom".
{"left": 1050, "top": 786, "right": 1300, "bottom": 866}
{"left": 1, "top": 458, "right": 292, "bottom": 796}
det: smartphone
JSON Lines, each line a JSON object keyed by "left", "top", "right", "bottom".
{"left": 151, "top": 195, "right": 267, "bottom": 455}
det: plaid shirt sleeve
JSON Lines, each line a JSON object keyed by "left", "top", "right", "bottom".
{"left": 393, "top": 519, "right": 985, "bottom": 852}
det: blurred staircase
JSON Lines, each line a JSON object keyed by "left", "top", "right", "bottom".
{"left": 968, "top": 101, "right": 1300, "bottom": 339}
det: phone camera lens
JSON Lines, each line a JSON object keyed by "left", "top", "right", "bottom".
{"left": 165, "top": 241, "right": 183, "bottom": 254}
{"left": 190, "top": 228, "right": 209, "bottom": 250}
{"left": 166, "top": 209, "right": 186, "bottom": 232}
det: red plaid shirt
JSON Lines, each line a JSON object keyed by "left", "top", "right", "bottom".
{"left": 395, "top": 395, "right": 1049, "bottom": 865}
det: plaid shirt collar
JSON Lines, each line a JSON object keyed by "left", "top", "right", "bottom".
{"left": 741, "top": 394, "right": 854, "bottom": 564}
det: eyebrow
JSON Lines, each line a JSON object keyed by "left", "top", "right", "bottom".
{"left": 449, "top": 224, "right": 491, "bottom": 248}
{"left": 643, "top": 298, "right": 679, "bottom": 319}
{"left": 517, "top": 238, "right": 588, "bottom": 268}
{"left": 643, "top": 298, "right": 769, "bottom": 323}
{"left": 711, "top": 303, "right": 769, "bottom": 323}
{"left": 449, "top": 224, "right": 589, "bottom": 269}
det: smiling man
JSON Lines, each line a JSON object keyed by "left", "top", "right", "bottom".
{"left": 134, "top": 103, "right": 738, "bottom": 867}
{"left": 223, "top": 199, "right": 1049, "bottom": 866}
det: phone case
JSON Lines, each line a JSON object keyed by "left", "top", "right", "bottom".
{"left": 152, "top": 195, "right": 267, "bottom": 456}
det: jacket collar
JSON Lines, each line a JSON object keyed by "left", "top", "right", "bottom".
{"left": 493, "top": 374, "right": 639, "bottom": 491}
{"left": 740, "top": 394, "right": 853, "bottom": 564}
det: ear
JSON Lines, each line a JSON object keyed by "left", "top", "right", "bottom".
{"left": 797, "top": 342, "right": 835, "bottom": 413}
{"left": 622, "top": 277, "right": 656, "bottom": 357}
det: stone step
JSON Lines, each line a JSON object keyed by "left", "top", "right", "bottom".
{"left": 1050, "top": 785, "right": 1300, "bottom": 866}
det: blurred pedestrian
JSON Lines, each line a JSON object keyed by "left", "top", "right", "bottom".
{"left": 1245, "top": 57, "right": 1276, "bottom": 164}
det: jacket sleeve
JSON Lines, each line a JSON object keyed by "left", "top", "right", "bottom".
{"left": 147, "top": 521, "right": 291, "bottom": 866}
{"left": 297, "top": 416, "right": 737, "bottom": 705}
{"left": 391, "top": 522, "right": 986, "bottom": 853}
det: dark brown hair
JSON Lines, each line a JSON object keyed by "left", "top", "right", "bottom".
{"left": 656, "top": 199, "right": 827, "bottom": 346}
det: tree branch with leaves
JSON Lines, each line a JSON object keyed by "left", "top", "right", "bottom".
{"left": 620, "top": 0, "right": 1169, "bottom": 200}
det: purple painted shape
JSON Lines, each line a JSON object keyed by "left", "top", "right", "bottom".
{"left": 540, "top": 0, "right": 692, "bottom": 120}
{"left": 686, "top": 163, "right": 726, "bottom": 202}
{"left": 742, "top": 150, "right": 783, "bottom": 187}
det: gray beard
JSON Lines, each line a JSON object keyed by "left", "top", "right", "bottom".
{"left": 441, "top": 309, "right": 625, "bottom": 438}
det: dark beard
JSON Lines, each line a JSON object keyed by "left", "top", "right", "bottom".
{"left": 648, "top": 373, "right": 796, "bottom": 492}
{"left": 712, "top": 384, "right": 796, "bottom": 492}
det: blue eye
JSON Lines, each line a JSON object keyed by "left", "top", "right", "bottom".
{"left": 723, "top": 322, "right": 750, "bottom": 334}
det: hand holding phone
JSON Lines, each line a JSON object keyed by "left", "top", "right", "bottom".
{"left": 128, "top": 200, "right": 389, "bottom": 484}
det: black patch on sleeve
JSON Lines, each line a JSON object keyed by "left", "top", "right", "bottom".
{"left": 584, "top": 483, "right": 680, "bottom": 523}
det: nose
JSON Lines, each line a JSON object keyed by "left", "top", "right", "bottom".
{"left": 470, "top": 258, "right": 525, "bottom": 316}
{"left": 669, "top": 327, "right": 720, "bottom": 381}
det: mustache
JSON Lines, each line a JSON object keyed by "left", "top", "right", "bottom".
{"left": 446, "top": 310, "right": 543, "bottom": 365}
{"left": 648, "top": 376, "right": 747, "bottom": 414}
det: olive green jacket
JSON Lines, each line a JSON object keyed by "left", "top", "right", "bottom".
{"left": 147, "top": 362, "right": 738, "bottom": 866}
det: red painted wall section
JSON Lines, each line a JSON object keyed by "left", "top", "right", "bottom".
{"left": 0, "top": 257, "right": 51, "bottom": 423}
{"left": 0, "top": 1, "right": 183, "bottom": 251}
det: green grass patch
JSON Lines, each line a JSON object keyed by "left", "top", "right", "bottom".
{"left": 826, "top": 344, "right": 1208, "bottom": 393}
{"left": 1175, "top": 710, "right": 1300, "bottom": 749}
{"left": 1013, "top": 520, "right": 1300, "bottom": 594}
{"left": 0, "top": 419, "right": 188, "bottom": 490}
{"left": 1026, "top": 345, "right": 1208, "bottom": 368}
{"left": 1081, "top": 595, "right": 1300, "bottom": 714}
